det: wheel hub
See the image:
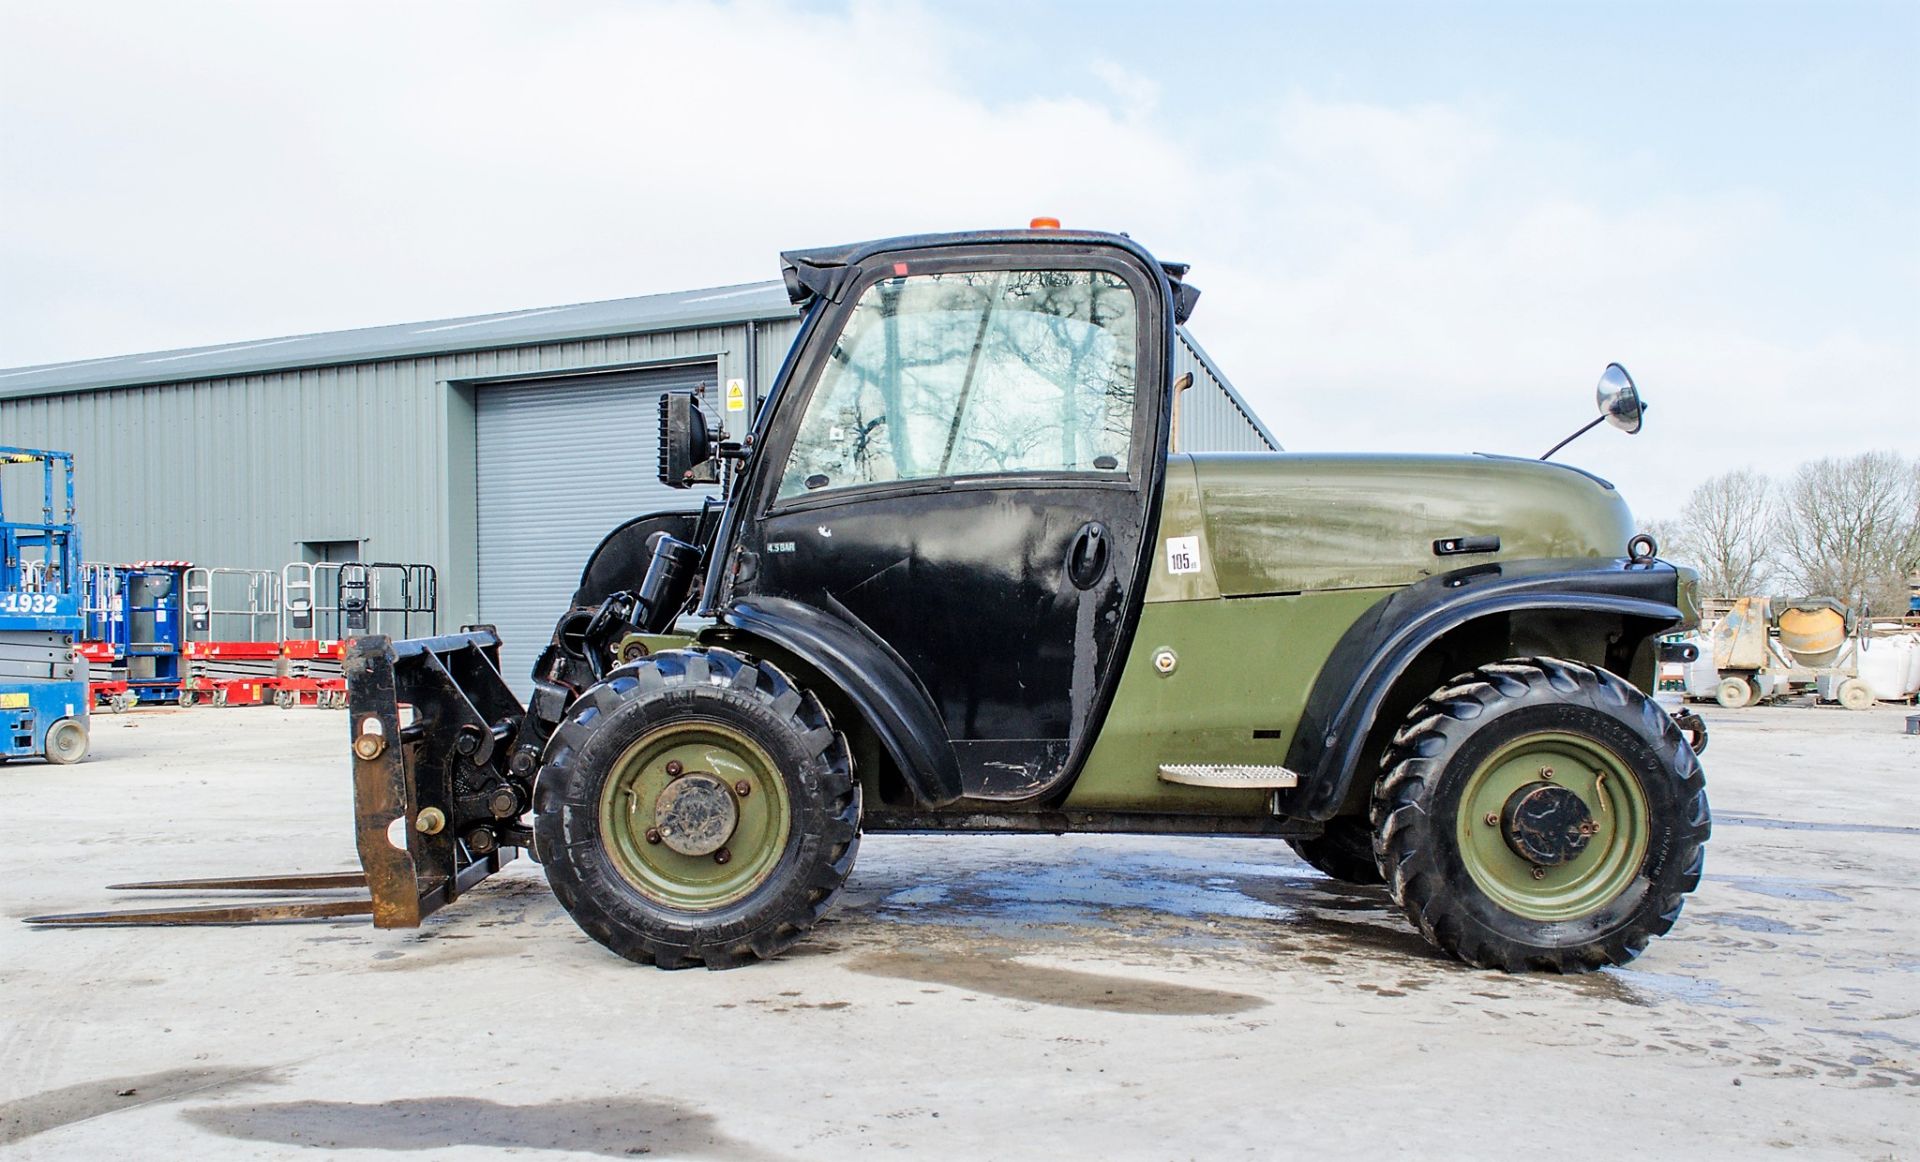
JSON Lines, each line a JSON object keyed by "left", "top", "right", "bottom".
{"left": 653, "top": 771, "right": 738, "bottom": 856}
{"left": 1501, "top": 783, "right": 1595, "bottom": 866}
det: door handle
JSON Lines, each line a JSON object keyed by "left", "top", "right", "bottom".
{"left": 1068, "top": 522, "right": 1110, "bottom": 590}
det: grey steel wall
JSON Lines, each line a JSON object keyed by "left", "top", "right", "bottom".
{"left": 0, "top": 320, "right": 780, "bottom": 629}
{"left": 1175, "top": 329, "right": 1280, "bottom": 452}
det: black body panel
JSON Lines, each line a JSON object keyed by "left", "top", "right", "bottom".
{"left": 749, "top": 484, "right": 1141, "bottom": 798}
{"left": 716, "top": 596, "right": 963, "bottom": 807}
{"left": 1281, "top": 558, "right": 1687, "bottom": 821}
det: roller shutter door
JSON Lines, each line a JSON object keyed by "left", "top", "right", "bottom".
{"left": 476, "top": 364, "right": 717, "bottom": 693}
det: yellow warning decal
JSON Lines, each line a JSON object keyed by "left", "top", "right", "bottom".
{"left": 0, "top": 693, "right": 29, "bottom": 709}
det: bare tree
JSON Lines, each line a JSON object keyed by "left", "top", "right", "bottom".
{"left": 1772, "top": 451, "right": 1919, "bottom": 612}
{"left": 1666, "top": 468, "right": 1775, "bottom": 599}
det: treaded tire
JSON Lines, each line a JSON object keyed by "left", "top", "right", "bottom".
{"left": 533, "top": 648, "right": 860, "bottom": 969}
{"left": 1372, "top": 657, "right": 1709, "bottom": 973}
{"left": 1287, "top": 816, "right": 1384, "bottom": 885}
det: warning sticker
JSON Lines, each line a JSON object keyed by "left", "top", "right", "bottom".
{"left": 1166, "top": 535, "right": 1202, "bottom": 575}
{"left": 725, "top": 378, "right": 748, "bottom": 412}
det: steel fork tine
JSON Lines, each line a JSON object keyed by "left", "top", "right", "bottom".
{"left": 24, "top": 897, "right": 375, "bottom": 926}
{"left": 105, "top": 871, "right": 368, "bottom": 892}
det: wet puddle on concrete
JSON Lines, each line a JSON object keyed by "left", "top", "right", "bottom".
{"left": 824, "top": 837, "right": 1920, "bottom": 1089}
{"left": 0, "top": 1066, "right": 279, "bottom": 1148}
{"left": 1713, "top": 813, "right": 1920, "bottom": 837}
{"left": 847, "top": 950, "right": 1266, "bottom": 1015}
{"left": 182, "top": 1094, "right": 765, "bottom": 1158}
{"left": 1708, "top": 874, "right": 1853, "bottom": 903}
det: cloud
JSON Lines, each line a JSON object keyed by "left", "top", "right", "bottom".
{"left": 1, "top": 0, "right": 1911, "bottom": 520}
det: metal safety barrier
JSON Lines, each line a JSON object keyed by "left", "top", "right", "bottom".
{"left": 185, "top": 567, "right": 281, "bottom": 643}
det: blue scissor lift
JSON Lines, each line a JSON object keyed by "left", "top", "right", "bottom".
{"left": 1, "top": 447, "right": 90, "bottom": 764}
{"left": 119, "top": 561, "right": 190, "bottom": 705}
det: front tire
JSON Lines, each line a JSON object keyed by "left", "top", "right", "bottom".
{"left": 1373, "top": 658, "right": 1709, "bottom": 972}
{"left": 534, "top": 649, "right": 860, "bottom": 968}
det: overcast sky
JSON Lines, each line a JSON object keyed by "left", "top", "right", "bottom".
{"left": 2, "top": 0, "right": 1914, "bottom": 520}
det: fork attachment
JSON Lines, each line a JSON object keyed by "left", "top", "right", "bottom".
{"left": 26, "top": 628, "right": 533, "bottom": 929}
{"left": 344, "top": 627, "right": 532, "bottom": 927}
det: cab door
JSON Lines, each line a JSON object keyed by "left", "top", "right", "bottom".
{"left": 733, "top": 252, "right": 1164, "bottom": 799}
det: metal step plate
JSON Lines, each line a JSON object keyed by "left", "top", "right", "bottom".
{"left": 1157, "top": 763, "right": 1300, "bottom": 789}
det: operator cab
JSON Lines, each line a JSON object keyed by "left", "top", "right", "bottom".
{"left": 665, "top": 228, "right": 1196, "bottom": 802}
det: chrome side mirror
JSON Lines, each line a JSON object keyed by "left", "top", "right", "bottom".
{"left": 1597, "top": 363, "right": 1643, "bottom": 434}
{"left": 1542, "top": 363, "right": 1648, "bottom": 460}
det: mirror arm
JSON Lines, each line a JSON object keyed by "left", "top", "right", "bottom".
{"left": 1540, "top": 414, "right": 1606, "bottom": 461}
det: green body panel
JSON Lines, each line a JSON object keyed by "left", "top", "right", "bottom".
{"left": 1186, "top": 453, "right": 1635, "bottom": 596}
{"left": 1069, "top": 450, "right": 1641, "bottom": 814}
{"left": 1064, "top": 588, "right": 1391, "bottom": 813}
{"left": 1143, "top": 454, "right": 1222, "bottom": 603}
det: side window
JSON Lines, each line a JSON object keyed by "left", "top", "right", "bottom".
{"left": 778, "top": 269, "right": 1137, "bottom": 499}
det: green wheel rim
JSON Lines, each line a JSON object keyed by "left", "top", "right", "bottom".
{"left": 1455, "top": 731, "right": 1649, "bottom": 922}
{"left": 599, "top": 721, "right": 792, "bottom": 910}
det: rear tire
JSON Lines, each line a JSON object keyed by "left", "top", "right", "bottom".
{"left": 1372, "top": 658, "right": 1709, "bottom": 972}
{"left": 1287, "top": 816, "right": 1384, "bottom": 885}
{"left": 534, "top": 649, "right": 860, "bottom": 968}
{"left": 44, "top": 718, "right": 89, "bottom": 765}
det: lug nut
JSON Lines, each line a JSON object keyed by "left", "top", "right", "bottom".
{"left": 1484, "top": 812, "right": 1499, "bottom": 827}
{"left": 1531, "top": 866, "right": 1546, "bottom": 880}
{"left": 714, "top": 847, "right": 731, "bottom": 865}
{"left": 665, "top": 760, "right": 684, "bottom": 778}
{"left": 1539, "top": 766, "right": 1555, "bottom": 781}
{"left": 645, "top": 827, "right": 662, "bottom": 845}
{"left": 734, "top": 780, "right": 752, "bottom": 798}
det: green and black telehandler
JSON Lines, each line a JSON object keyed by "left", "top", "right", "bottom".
{"left": 32, "top": 226, "right": 1710, "bottom": 973}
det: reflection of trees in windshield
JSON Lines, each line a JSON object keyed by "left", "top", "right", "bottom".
{"left": 780, "top": 271, "right": 1136, "bottom": 497}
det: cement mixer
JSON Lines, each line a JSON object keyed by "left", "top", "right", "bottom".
{"left": 1708, "top": 595, "right": 1876, "bottom": 709}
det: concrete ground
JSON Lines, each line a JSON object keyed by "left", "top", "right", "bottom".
{"left": 2, "top": 701, "right": 1916, "bottom": 1160}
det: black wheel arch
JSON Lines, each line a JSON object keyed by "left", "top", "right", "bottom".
{"left": 1280, "top": 559, "right": 1688, "bottom": 822}
{"left": 703, "top": 595, "right": 964, "bottom": 809}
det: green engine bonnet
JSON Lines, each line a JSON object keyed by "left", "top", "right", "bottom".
{"left": 1174, "top": 452, "right": 1637, "bottom": 598}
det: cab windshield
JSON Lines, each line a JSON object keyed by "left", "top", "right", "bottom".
{"left": 778, "top": 269, "right": 1137, "bottom": 499}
